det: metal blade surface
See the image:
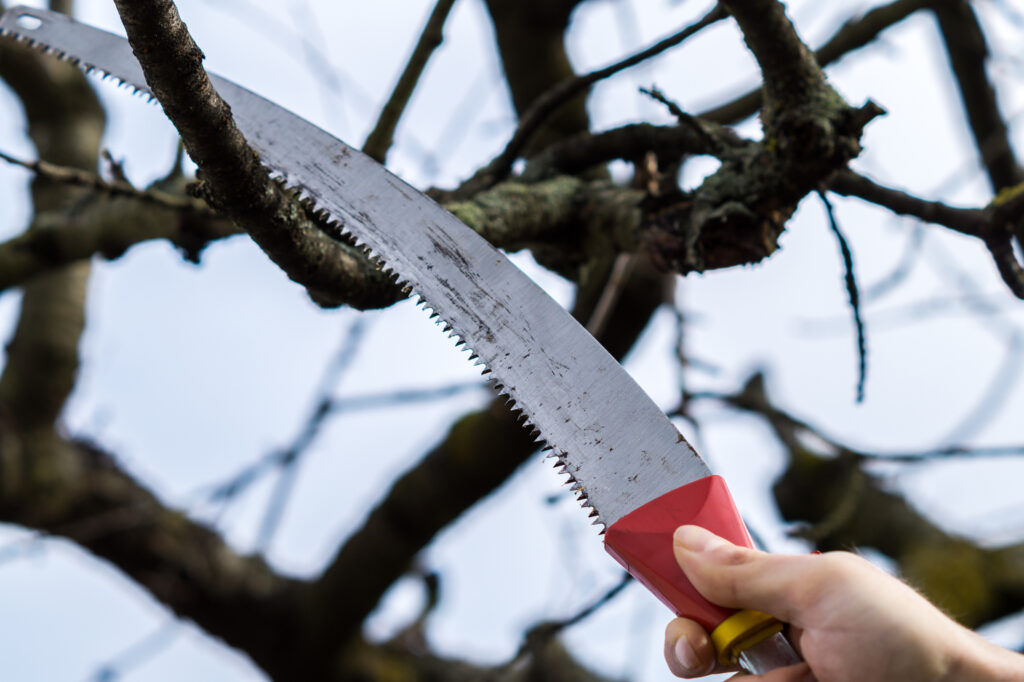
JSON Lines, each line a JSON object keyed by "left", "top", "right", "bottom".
{"left": 0, "top": 6, "right": 711, "bottom": 527}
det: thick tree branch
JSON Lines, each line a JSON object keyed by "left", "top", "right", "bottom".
{"left": 0, "top": 433, "right": 303, "bottom": 679}
{"left": 0, "top": 192, "right": 237, "bottom": 289}
{"left": 703, "top": 0, "right": 936, "bottom": 123}
{"left": 0, "top": 434, "right": 613, "bottom": 682}
{"left": 722, "top": 0, "right": 828, "bottom": 116}
{"left": 933, "top": 0, "right": 1023, "bottom": 193}
{"left": 0, "top": 0, "right": 101, "bottom": 457}
{"left": 932, "top": 0, "right": 1024, "bottom": 297}
{"left": 622, "top": 0, "right": 884, "bottom": 274}
{"left": 109, "top": 0, "right": 402, "bottom": 310}
{"left": 0, "top": 174, "right": 647, "bottom": 293}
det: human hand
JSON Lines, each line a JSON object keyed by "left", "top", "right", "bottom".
{"left": 664, "top": 525, "right": 1024, "bottom": 681}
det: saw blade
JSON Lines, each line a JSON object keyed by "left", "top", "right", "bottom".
{"left": 0, "top": 6, "right": 711, "bottom": 528}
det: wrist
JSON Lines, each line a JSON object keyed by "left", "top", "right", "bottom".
{"left": 947, "top": 629, "right": 1024, "bottom": 682}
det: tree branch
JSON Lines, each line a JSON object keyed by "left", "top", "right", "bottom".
{"left": 819, "top": 191, "right": 867, "bottom": 403}
{"left": 931, "top": 0, "right": 1024, "bottom": 297}
{"left": 828, "top": 169, "right": 989, "bottom": 237}
{"left": 0, "top": 174, "right": 646, "bottom": 296}
{"left": 829, "top": 169, "right": 1024, "bottom": 298}
{"left": 703, "top": 0, "right": 937, "bottom": 123}
{"left": 933, "top": 0, "right": 1023, "bottom": 193}
{"left": 0, "top": 149, "right": 210, "bottom": 212}
{"left": 522, "top": 121, "right": 744, "bottom": 182}
{"left": 0, "top": 2, "right": 101, "bottom": 439}
{"left": 688, "top": 374, "right": 1024, "bottom": 629}
{"left": 297, "top": 256, "right": 669, "bottom": 671}
{"left": 361, "top": 0, "right": 457, "bottom": 163}
{"left": 458, "top": 4, "right": 726, "bottom": 197}
{"left": 0, "top": 429, "right": 304, "bottom": 679}
{"left": 109, "top": 0, "right": 403, "bottom": 310}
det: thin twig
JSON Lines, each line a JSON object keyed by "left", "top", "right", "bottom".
{"left": 85, "top": 621, "right": 181, "bottom": 682}
{"left": 819, "top": 191, "right": 868, "bottom": 403}
{"left": 863, "top": 222, "right": 925, "bottom": 302}
{"left": 640, "top": 86, "right": 724, "bottom": 154}
{"left": 329, "top": 381, "right": 483, "bottom": 412}
{"left": 255, "top": 316, "right": 369, "bottom": 550}
{"left": 362, "top": 0, "right": 458, "bottom": 163}
{"left": 585, "top": 253, "right": 636, "bottom": 337}
{"left": 701, "top": 0, "right": 937, "bottom": 123}
{"left": 495, "top": 573, "right": 632, "bottom": 677}
{"left": 985, "top": 233, "right": 1024, "bottom": 299}
{"left": 0, "top": 149, "right": 212, "bottom": 213}
{"left": 457, "top": 5, "right": 726, "bottom": 196}
{"left": 200, "top": 375, "right": 481, "bottom": 511}
{"left": 685, "top": 387, "right": 1024, "bottom": 464}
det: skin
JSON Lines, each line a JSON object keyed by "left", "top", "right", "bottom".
{"left": 664, "top": 525, "right": 1024, "bottom": 681}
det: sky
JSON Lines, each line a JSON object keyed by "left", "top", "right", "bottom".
{"left": 1, "top": 0, "right": 1023, "bottom": 680}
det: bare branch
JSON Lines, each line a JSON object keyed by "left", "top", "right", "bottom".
{"left": 362, "top": 0, "right": 457, "bottom": 163}
{"left": 0, "top": 148, "right": 212, "bottom": 212}
{"left": 0, "top": 3, "right": 103, "bottom": 431}
{"left": 497, "top": 573, "right": 632, "bottom": 676}
{"left": 110, "top": 0, "right": 400, "bottom": 310}
{"left": 703, "top": 0, "right": 937, "bottom": 123}
{"left": 819, "top": 191, "right": 868, "bottom": 403}
{"left": 933, "top": 0, "right": 1024, "bottom": 192}
{"left": 297, "top": 251, "right": 668, "bottom": 666}
{"left": 0, "top": 435, "right": 302, "bottom": 681}
{"left": 521, "top": 122, "right": 743, "bottom": 182}
{"left": 829, "top": 170, "right": 1024, "bottom": 298}
{"left": 828, "top": 170, "right": 990, "bottom": 237}
{"left": 457, "top": 5, "right": 726, "bottom": 196}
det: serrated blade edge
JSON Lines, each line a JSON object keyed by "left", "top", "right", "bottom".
{"left": 0, "top": 6, "right": 711, "bottom": 528}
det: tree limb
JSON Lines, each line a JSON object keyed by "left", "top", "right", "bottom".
{"left": 933, "top": 0, "right": 1023, "bottom": 193}
{"left": 932, "top": 0, "right": 1024, "bottom": 297}
{"left": 459, "top": 4, "right": 725, "bottom": 197}
{"left": 828, "top": 169, "right": 990, "bottom": 237}
{"left": 641, "top": 0, "right": 884, "bottom": 274}
{"left": 109, "top": 0, "right": 401, "bottom": 310}
{"left": 297, "top": 256, "right": 669, "bottom": 672}
{"left": 830, "top": 169, "right": 1024, "bottom": 298}
{"left": 703, "top": 0, "right": 937, "bottom": 123}
{"left": 361, "top": 0, "right": 457, "bottom": 163}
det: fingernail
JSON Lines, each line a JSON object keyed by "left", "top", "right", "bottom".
{"left": 673, "top": 525, "right": 729, "bottom": 553}
{"left": 673, "top": 634, "right": 702, "bottom": 672}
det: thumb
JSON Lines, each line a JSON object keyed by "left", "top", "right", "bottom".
{"left": 672, "top": 525, "right": 822, "bottom": 624}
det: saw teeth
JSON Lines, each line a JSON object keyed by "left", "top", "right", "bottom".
{"left": 5, "top": 20, "right": 613, "bottom": 532}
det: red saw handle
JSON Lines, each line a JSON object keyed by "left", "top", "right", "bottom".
{"left": 604, "top": 475, "right": 748, "bottom": 629}
{"left": 604, "top": 475, "right": 798, "bottom": 668}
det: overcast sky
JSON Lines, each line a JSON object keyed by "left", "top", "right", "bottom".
{"left": 1, "top": 1, "right": 1023, "bottom": 681}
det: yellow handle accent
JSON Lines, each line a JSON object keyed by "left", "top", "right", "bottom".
{"left": 710, "top": 609, "right": 784, "bottom": 666}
